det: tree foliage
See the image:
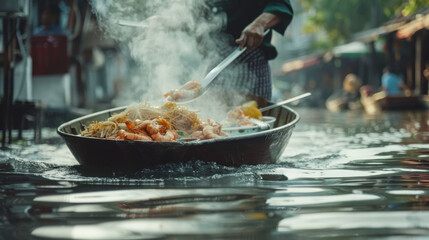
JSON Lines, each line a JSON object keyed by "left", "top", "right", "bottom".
{"left": 298, "top": 0, "right": 429, "bottom": 49}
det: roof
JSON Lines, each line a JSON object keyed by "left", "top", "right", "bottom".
{"left": 353, "top": 7, "right": 429, "bottom": 42}
{"left": 274, "top": 55, "right": 321, "bottom": 76}
{"left": 396, "top": 12, "right": 429, "bottom": 38}
{"left": 330, "top": 40, "right": 384, "bottom": 58}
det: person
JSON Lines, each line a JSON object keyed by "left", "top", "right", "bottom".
{"left": 424, "top": 62, "right": 429, "bottom": 81}
{"left": 198, "top": 0, "right": 294, "bottom": 101}
{"left": 325, "top": 73, "right": 362, "bottom": 112}
{"left": 359, "top": 85, "right": 385, "bottom": 115}
{"left": 381, "top": 67, "right": 411, "bottom": 96}
{"left": 423, "top": 62, "right": 429, "bottom": 92}
{"left": 33, "top": 4, "right": 68, "bottom": 36}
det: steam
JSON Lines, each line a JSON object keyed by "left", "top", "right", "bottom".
{"left": 92, "top": 0, "right": 249, "bottom": 120}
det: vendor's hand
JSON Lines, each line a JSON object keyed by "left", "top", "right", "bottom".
{"left": 235, "top": 23, "right": 265, "bottom": 52}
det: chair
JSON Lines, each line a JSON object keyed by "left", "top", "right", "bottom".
{"left": 30, "top": 35, "right": 71, "bottom": 107}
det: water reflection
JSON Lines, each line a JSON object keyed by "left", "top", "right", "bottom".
{"left": 278, "top": 211, "right": 429, "bottom": 233}
{"left": 32, "top": 213, "right": 281, "bottom": 239}
{"left": 30, "top": 188, "right": 278, "bottom": 239}
{"left": 268, "top": 193, "right": 380, "bottom": 207}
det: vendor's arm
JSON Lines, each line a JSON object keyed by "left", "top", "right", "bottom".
{"left": 236, "top": 0, "right": 293, "bottom": 51}
{"left": 236, "top": 13, "right": 281, "bottom": 51}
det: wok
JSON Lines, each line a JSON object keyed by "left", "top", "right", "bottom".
{"left": 57, "top": 99, "right": 299, "bottom": 170}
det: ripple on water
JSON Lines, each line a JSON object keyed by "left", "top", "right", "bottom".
{"left": 277, "top": 211, "right": 429, "bottom": 231}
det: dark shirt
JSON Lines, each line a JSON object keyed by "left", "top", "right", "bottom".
{"left": 205, "top": 0, "right": 293, "bottom": 60}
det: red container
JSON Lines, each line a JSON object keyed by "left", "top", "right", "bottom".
{"left": 30, "top": 35, "right": 69, "bottom": 76}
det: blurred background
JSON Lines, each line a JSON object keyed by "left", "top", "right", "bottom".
{"left": 1, "top": 0, "right": 428, "bottom": 143}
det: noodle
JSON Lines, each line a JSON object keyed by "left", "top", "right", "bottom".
{"left": 161, "top": 102, "right": 201, "bottom": 131}
{"left": 80, "top": 101, "right": 225, "bottom": 141}
{"left": 81, "top": 121, "right": 119, "bottom": 139}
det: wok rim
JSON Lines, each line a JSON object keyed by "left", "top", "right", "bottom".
{"left": 57, "top": 105, "right": 300, "bottom": 145}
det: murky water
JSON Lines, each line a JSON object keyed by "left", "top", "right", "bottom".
{"left": 1, "top": 108, "right": 428, "bottom": 239}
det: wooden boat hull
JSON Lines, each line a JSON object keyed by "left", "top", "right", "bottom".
{"left": 379, "top": 96, "right": 427, "bottom": 110}
{"left": 57, "top": 105, "right": 299, "bottom": 170}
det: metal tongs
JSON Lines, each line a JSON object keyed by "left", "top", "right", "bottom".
{"left": 166, "top": 29, "right": 272, "bottom": 103}
{"left": 259, "top": 92, "right": 311, "bottom": 112}
{"left": 251, "top": 92, "right": 311, "bottom": 130}
{"left": 117, "top": 19, "right": 149, "bottom": 28}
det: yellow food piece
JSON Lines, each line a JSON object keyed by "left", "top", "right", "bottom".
{"left": 241, "top": 101, "right": 262, "bottom": 120}
{"left": 242, "top": 100, "right": 258, "bottom": 109}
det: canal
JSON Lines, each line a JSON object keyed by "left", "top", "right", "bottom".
{"left": 1, "top": 108, "right": 428, "bottom": 239}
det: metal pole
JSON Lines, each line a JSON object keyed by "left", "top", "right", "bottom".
{"left": 2, "top": 18, "right": 10, "bottom": 148}
{"left": 8, "top": 19, "right": 15, "bottom": 144}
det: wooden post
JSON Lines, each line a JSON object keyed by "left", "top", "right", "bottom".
{"left": 415, "top": 32, "right": 422, "bottom": 95}
{"left": 368, "top": 41, "right": 377, "bottom": 87}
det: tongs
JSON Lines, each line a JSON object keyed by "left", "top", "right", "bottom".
{"left": 259, "top": 92, "right": 311, "bottom": 112}
{"left": 251, "top": 92, "right": 311, "bottom": 130}
{"left": 117, "top": 19, "right": 149, "bottom": 28}
{"left": 224, "top": 92, "right": 311, "bottom": 134}
{"left": 167, "top": 29, "right": 271, "bottom": 103}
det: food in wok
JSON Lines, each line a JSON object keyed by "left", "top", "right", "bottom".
{"left": 240, "top": 100, "right": 262, "bottom": 120}
{"left": 81, "top": 102, "right": 228, "bottom": 141}
{"left": 223, "top": 100, "right": 263, "bottom": 127}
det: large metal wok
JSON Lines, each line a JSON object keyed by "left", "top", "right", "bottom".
{"left": 57, "top": 101, "right": 299, "bottom": 170}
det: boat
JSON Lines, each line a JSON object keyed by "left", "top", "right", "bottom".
{"left": 361, "top": 92, "right": 428, "bottom": 115}
{"left": 378, "top": 95, "right": 427, "bottom": 110}
{"left": 57, "top": 100, "right": 299, "bottom": 170}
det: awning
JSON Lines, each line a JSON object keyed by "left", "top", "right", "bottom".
{"left": 353, "top": 22, "right": 404, "bottom": 42}
{"left": 331, "top": 41, "right": 383, "bottom": 58}
{"left": 353, "top": 7, "right": 429, "bottom": 42}
{"left": 279, "top": 56, "right": 320, "bottom": 74}
{"left": 396, "top": 13, "right": 429, "bottom": 39}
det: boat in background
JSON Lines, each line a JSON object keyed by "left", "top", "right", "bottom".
{"left": 379, "top": 95, "right": 428, "bottom": 110}
{"left": 361, "top": 91, "right": 428, "bottom": 115}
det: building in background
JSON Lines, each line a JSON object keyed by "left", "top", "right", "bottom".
{"left": 272, "top": 4, "right": 429, "bottom": 108}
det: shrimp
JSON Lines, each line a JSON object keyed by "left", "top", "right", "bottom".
{"left": 225, "top": 108, "right": 253, "bottom": 127}
{"left": 191, "top": 119, "right": 228, "bottom": 140}
{"left": 151, "top": 130, "right": 177, "bottom": 142}
{"left": 202, "top": 126, "right": 219, "bottom": 139}
{"left": 191, "top": 130, "right": 204, "bottom": 139}
{"left": 117, "top": 129, "right": 152, "bottom": 141}
{"left": 120, "top": 118, "right": 178, "bottom": 141}
{"left": 147, "top": 118, "right": 178, "bottom": 141}
{"left": 146, "top": 118, "right": 170, "bottom": 135}
{"left": 164, "top": 80, "right": 202, "bottom": 101}
{"left": 125, "top": 120, "right": 151, "bottom": 136}
{"left": 202, "top": 125, "right": 228, "bottom": 139}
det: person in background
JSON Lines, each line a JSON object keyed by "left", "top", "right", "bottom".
{"left": 359, "top": 85, "right": 386, "bottom": 115}
{"left": 33, "top": 4, "right": 68, "bottom": 36}
{"left": 423, "top": 61, "right": 429, "bottom": 89}
{"left": 423, "top": 61, "right": 429, "bottom": 83}
{"left": 381, "top": 66, "right": 411, "bottom": 96}
{"left": 325, "top": 73, "right": 362, "bottom": 112}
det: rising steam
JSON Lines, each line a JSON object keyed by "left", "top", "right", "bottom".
{"left": 92, "top": 0, "right": 248, "bottom": 120}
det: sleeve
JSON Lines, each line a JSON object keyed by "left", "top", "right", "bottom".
{"left": 263, "top": 0, "right": 293, "bottom": 35}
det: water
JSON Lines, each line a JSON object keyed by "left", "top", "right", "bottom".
{"left": 1, "top": 108, "right": 428, "bottom": 239}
